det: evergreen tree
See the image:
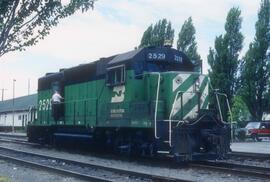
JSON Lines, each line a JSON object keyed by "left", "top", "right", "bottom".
{"left": 139, "top": 19, "right": 174, "bottom": 48}
{"left": 140, "top": 25, "right": 153, "bottom": 48}
{"left": 208, "top": 7, "right": 243, "bottom": 121}
{"left": 177, "top": 17, "right": 201, "bottom": 65}
{"left": 240, "top": 0, "right": 270, "bottom": 121}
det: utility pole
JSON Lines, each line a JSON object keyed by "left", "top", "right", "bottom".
{"left": 28, "top": 79, "right": 30, "bottom": 95}
{"left": 12, "top": 79, "right": 16, "bottom": 133}
{"left": 1, "top": 88, "right": 7, "bottom": 101}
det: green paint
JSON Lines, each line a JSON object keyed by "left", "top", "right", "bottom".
{"left": 34, "top": 70, "right": 209, "bottom": 129}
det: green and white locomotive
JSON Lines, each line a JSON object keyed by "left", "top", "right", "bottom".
{"left": 27, "top": 46, "right": 230, "bottom": 161}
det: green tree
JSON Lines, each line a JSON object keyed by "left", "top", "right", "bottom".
{"left": 0, "top": 0, "right": 95, "bottom": 57}
{"left": 208, "top": 7, "right": 244, "bottom": 121}
{"left": 177, "top": 17, "right": 201, "bottom": 67}
{"left": 231, "top": 95, "right": 251, "bottom": 127}
{"left": 240, "top": 0, "right": 270, "bottom": 121}
{"left": 139, "top": 19, "right": 174, "bottom": 48}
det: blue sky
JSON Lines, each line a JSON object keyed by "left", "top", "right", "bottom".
{"left": 0, "top": 0, "right": 260, "bottom": 100}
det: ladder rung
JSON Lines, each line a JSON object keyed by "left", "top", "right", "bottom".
{"left": 163, "top": 141, "right": 170, "bottom": 143}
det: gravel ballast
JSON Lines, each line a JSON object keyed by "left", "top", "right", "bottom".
{"left": 0, "top": 141, "right": 269, "bottom": 182}
{"left": 0, "top": 159, "right": 85, "bottom": 182}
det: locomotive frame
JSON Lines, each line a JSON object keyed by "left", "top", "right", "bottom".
{"left": 27, "top": 46, "right": 231, "bottom": 161}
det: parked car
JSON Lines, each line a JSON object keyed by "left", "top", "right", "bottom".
{"left": 244, "top": 122, "right": 270, "bottom": 141}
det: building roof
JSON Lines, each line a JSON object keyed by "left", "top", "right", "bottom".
{"left": 0, "top": 94, "right": 37, "bottom": 113}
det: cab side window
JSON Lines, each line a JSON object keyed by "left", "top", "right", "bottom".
{"left": 106, "top": 65, "right": 125, "bottom": 86}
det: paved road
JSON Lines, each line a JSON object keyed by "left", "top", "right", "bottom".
{"left": 231, "top": 140, "right": 270, "bottom": 154}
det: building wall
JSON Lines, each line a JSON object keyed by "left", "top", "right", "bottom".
{"left": 0, "top": 111, "right": 29, "bottom": 127}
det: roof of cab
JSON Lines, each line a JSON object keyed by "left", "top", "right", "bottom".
{"left": 108, "top": 48, "right": 142, "bottom": 65}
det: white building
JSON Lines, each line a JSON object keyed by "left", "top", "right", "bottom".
{"left": 0, "top": 94, "right": 37, "bottom": 129}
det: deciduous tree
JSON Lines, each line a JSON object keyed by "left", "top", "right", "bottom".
{"left": 240, "top": 0, "right": 270, "bottom": 121}
{"left": 139, "top": 19, "right": 174, "bottom": 48}
{"left": 231, "top": 94, "right": 251, "bottom": 127}
{"left": 0, "top": 0, "right": 95, "bottom": 57}
{"left": 177, "top": 17, "right": 201, "bottom": 70}
{"left": 208, "top": 7, "right": 243, "bottom": 121}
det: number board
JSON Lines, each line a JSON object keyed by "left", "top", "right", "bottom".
{"left": 146, "top": 50, "right": 183, "bottom": 64}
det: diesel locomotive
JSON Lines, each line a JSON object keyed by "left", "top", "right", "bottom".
{"left": 27, "top": 46, "right": 231, "bottom": 161}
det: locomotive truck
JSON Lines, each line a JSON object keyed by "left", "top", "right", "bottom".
{"left": 27, "top": 46, "right": 231, "bottom": 161}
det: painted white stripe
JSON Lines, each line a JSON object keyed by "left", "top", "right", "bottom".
{"left": 172, "top": 73, "right": 190, "bottom": 92}
{"left": 183, "top": 102, "right": 198, "bottom": 120}
{"left": 200, "top": 76, "right": 209, "bottom": 109}
{"left": 171, "top": 74, "right": 193, "bottom": 117}
{"left": 182, "top": 75, "right": 204, "bottom": 119}
{"left": 183, "top": 76, "right": 208, "bottom": 119}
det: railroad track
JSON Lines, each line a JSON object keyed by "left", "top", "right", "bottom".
{"left": 190, "top": 160, "right": 270, "bottom": 180}
{"left": 0, "top": 137, "right": 38, "bottom": 147}
{"left": 1, "top": 134, "right": 270, "bottom": 160}
{"left": 3, "top": 136, "right": 270, "bottom": 162}
{"left": 1, "top": 135, "right": 270, "bottom": 180}
{"left": 230, "top": 151, "right": 270, "bottom": 161}
{"left": 0, "top": 133, "right": 27, "bottom": 140}
{"left": 0, "top": 146, "right": 192, "bottom": 182}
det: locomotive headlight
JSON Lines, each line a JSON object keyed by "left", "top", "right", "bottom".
{"left": 195, "top": 79, "right": 200, "bottom": 92}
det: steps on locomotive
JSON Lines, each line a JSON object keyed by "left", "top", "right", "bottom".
{"left": 156, "top": 120, "right": 179, "bottom": 140}
{"left": 156, "top": 120, "right": 178, "bottom": 154}
{"left": 157, "top": 141, "right": 171, "bottom": 155}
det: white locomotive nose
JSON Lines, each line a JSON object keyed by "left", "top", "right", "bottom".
{"left": 170, "top": 73, "right": 209, "bottom": 122}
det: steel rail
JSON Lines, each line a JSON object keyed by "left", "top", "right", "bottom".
{"left": 230, "top": 151, "right": 270, "bottom": 160}
{"left": 0, "top": 153, "right": 109, "bottom": 182}
{"left": 0, "top": 133, "right": 27, "bottom": 139}
{"left": 0, "top": 137, "right": 38, "bottom": 147}
{"left": 190, "top": 161, "right": 270, "bottom": 180}
{"left": 0, "top": 145, "right": 193, "bottom": 182}
{"left": 1, "top": 136, "right": 270, "bottom": 164}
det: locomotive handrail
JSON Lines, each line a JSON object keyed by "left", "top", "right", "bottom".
{"left": 169, "top": 90, "right": 180, "bottom": 147}
{"left": 214, "top": 91, "right": 224, "bottom": 122}
{"left": 60, "top": 97, "right": 97, "bottom": 104}
{"left": 213, "top": 91, "right": 233, "bottom": 123}
{"left": 214, "top": 91, "right": 234, "bottom": 140}
{"left": 217, "top": 93, "right": 233, "bottom": 123}
{"left": 208, "top": 80, "right": 233, "bottom": 123}
{"left": 149, "top": 72, "right": 161, "bottom": 139}
{"left": 169, "top": 91, "right": 183, "bottom": 147}
{"left": 169, "top": 90, "right": 199, "bottom": 147}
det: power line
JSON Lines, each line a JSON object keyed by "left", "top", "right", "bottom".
{"left": 28, "top": 79, "right": 30, "bottom": 95}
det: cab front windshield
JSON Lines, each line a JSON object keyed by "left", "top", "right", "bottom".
{"left": 245, "top": 122, "right": 260, "bottom": 129}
